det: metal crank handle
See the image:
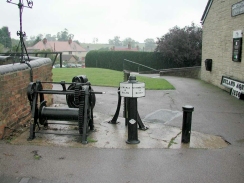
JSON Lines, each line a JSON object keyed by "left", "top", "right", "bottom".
{"left": 91, "top": 92, "right": 106, "bottom": 94}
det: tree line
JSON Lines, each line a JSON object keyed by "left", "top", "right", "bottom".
{"left": 0, "top": 26, "right": 12, "bottom": 52}
{"left": 0, "top": 23, "right": 202, "bottom": 66}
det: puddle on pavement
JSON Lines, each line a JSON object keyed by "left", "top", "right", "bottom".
{"left": 144, "top": 109, "right": 182, "bottom": 124}
{"left": 10, "top": 112, "right": 229, "bottom": 149}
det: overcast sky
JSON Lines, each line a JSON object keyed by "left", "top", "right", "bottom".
{"left": 0, "top": 0, "right": 208, "bottom": 43}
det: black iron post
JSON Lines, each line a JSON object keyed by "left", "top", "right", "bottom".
{"left": 120, "top": 75, "right": 145, "bottom": 144}
{"left": 123, "top": 70, "right": 130, "bottom": 118}
{"left": 126, "top": 97, "right": 140, "bottom": 144}
{"left": 60, "top": 53, "right": 63, "bottom": 68}
{"left": 108, "top": 87, "right": 121, "bottom": 124}
{"left": 7, "top": 0, "right": 33, "bottom": 63}
{"left": 181, "top": 105, "right": 194, "bottom": 143}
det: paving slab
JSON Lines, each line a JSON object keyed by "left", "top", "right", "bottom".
{"left": 11, "top": 109, "right": 228, "bottom": 149}
{"left": 1, "top": 75, "right": 244, "bottom": 183}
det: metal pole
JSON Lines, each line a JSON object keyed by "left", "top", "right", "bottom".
{"left": 7, "top": 0, "right": 33, "bottom": 63}
{"left": 181, "top": 105, "right": 194, "bottom": 143}
{"left": 126, "top": 98, "right": 140, "bottom": 144}
{"left": 108, "top": 87, "right": 121, "bottom": 124}
{"left": 19, "top": 0, "right": 24, "bottom": 63}
{"left": 60, "top": 53, "right": 63, "bottom": 68}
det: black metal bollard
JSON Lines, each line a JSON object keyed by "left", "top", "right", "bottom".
{"left": 126, "top": 98, "right": 140, "bottom": 144}
{"left": 181, "top": 105, "right": 194, "bottom": 143}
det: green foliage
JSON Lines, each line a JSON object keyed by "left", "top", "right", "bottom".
{"left": 156, "top": 23, "right": 202, "bottom": 66}
{"left": 11, "top": 38, "right": 19, "bottom": 47}
{"left": 52, "top": 68, "right": 174, "bottom": 90}
{"left": 122, "top": 37, "right": 139, "bottom": 47}
{"left": 45, "top": 34, "right": 56, "bottom": 41}
{"left": 0, "top": 43, "right": 4, "bottom": 52}
{"left": 144, "top": 38, "right": 156, "bottom": 52}
{"left": 32, "top": 36, "right": 41, "bottom": 46}
{"left": 57, "top": 28, "right": 73, "bottom": 41}
{"left": 9, "top": 45, "right": 21, "bottom": 53}
{"left": 85, "top": 51, "right": 181, "bottom": 72}
{"left": 98, "top": 47, "right": 110, "bottom": 51}
{"left": 108, "top": 36, "right": 139, "bottom": 48}
{"left": 108, "top": 36, "right": 122, "bottom": 46}
{"left": 73, "top": 40, "right": 81, "bottom": 45}
{"left": 0, "top": 26, "right": 12, "bottom": 48}
{"left": 33, "top": 49, "right": 56, "bottom": 62}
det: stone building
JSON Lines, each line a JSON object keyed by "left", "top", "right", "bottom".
{"left": 201, "top": 0, "right": 244, "bottom": 96}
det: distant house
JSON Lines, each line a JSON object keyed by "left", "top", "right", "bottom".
{"left": 62, "top": 54, "right": 77, "bottom": 63}
{"left": 27, "top": 38, "right": 87, "bottom": 61}
{"left": 111, "top": 43, "right": 139, "bottom": 51}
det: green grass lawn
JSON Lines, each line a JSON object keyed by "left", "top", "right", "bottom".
{"left": 52, "top": 68, "right": 175, "bottom": 90}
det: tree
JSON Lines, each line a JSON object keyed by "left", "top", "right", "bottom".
{"left": 57, "top": 28, "right": 73, "bottom": 41}
{"left": 37, "top": 34, "right": 43, "bottom": 40}
{"left": 10, "top": 45, "right": 21, "bottom": 53}
{"left": 108, "top": 36, "right": 122, "bottom": 46}
{"left": 73, "top": 40, "right": 81, "bottom": 45}
{"left": 93, "top": 37, "right": 98, "bottom": 44}
{"left": 34, "top": 49, "right": 55, "bottom": 61}
{"left": 0, "top": 26, "right": 12, "bottom": 48}
{"left": 29, "top": 36, "right": 36, "bottom": 41}
{"left": 98, "top": 47, "right": 110, "bottom": 51}
{"left": 11, "top": 38, "right": 19, "bottom": 48}
{"left": 144, "top": 38, "right": 156, "bottom": 52}
{"left": 155, "top": 23, "right": 202, "bottom": 66}
{"left": 0, "top": 43, "right": 4, "bottom": 52}
{"left": 45, "top": 34, "right": 56, "bottom": 41}
{"left": 31, "top": 36, "right": 42, "bottom": 46}
{"left": 122, "top": 37, "right": 138, "bottom": 48}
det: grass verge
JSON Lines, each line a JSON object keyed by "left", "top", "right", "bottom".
{"left": 52, "top": 68, "right": 175, "bottom": 90}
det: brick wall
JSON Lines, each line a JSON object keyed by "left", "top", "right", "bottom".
{"left": 0, "top": 57, "right": 53, "bottom": 139}
{"left": 201, "top": 0, "right": 244, "bottom": 88}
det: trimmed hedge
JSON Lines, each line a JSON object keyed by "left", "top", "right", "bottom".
{"left": 85, "top": 51, "right": 193, "bottom": 72}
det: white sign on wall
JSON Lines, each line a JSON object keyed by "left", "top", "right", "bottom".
{"left": 221, "top": 76, "right": 244, "bottom": 99}
{"left": 233, "top": 30, "right": 243, "bottom": 38}
{"left": 232, "top": 1, "right": 244, "bottom": 17}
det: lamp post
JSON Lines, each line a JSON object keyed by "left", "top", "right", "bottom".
{"left": 6, "top": 0, "right": 33, "bottom": 63}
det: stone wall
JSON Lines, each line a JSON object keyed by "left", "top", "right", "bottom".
{"left": 0, "top": 57, "right": 53, "bottom": 139}
{"left": 201, "top": 0, "right": 244, "bottom": 88}
{"left": 159, "top": 66, "right": 201, "bottom": 79}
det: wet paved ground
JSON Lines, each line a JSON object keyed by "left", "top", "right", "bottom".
{"left": 11, "top": 110, "right": 228, "bottom": 150}
{"left": 1, "top": 75, "right": 244, "bottom": 183}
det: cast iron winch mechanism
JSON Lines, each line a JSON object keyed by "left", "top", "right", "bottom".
{"left": 27, "top": 75, "right": 102, "bottom": 144}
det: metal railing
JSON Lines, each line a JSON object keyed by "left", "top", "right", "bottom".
{"left": 123, "top": 59, "right": 159, "bottom": 73}
{"left": 0, "top": 52, "right": 63, "bottom": 67}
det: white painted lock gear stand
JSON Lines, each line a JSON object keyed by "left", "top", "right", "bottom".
{"left": 120, "top": 75, "right": 145, "bottom": 144}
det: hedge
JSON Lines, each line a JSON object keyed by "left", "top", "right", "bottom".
{"left": 85, "top": 51, "right": 194, "bottom": 72}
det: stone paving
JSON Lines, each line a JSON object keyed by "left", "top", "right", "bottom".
{"left": 1, "top": 75, "right": 243, "bottom": 183}
{"left": 11, "top": 107, "right": 228, "bottom": 149}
